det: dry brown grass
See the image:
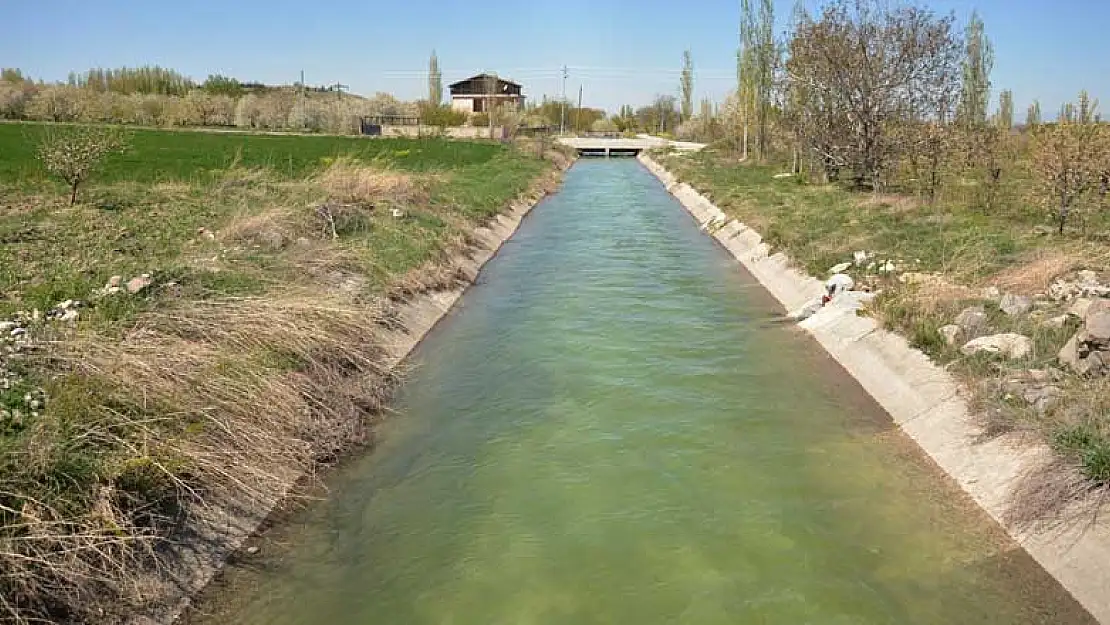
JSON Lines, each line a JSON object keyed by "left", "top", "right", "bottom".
{"left": 990, "top": 248, "right": 1088, "bottom": 295}
{"left": 0, "top": 294, "right": 402, "bottom": 622}
{"left": 315, "top": 157, "right": 421, "bottom": 206}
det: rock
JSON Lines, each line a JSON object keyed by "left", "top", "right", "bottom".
{"left": 60, "top": 309, "right": 79, "bottom": 323}
{"left": 58, "top": 299, "right": 74, "bottom": 310}
{"left": 879, "top": 260, "right": 896, "bottom": 273}
{"left": 0, "top": 321, "right": 15, "bottom": 333}
{"left": 107, "top": 275, "right": 123, "bottom": 288}
{"left": 28, "top": 399, "right": 42, "bottom": 410}
{"left": 961, "top": 333, "right": 1033, "bottom": 359}
{"left": 197, "top": 227, "right": 216, "bottom": 241}
{"left": 245, "top": 546, "right": 260, "bottom": 556}
{"left": 954, "top": 305, "right": 988, "bottom": 333}
{"left": 829, "top": 262, "right": 852, "bottom": 275}
{"left": 999, "top": 293, "right": 1033, "bottom": 316}
{"left": 1078, "top": 270, "right": 1099, "bottom": 285}
{"left": 980, "top": 286, "right": 1002, "bottom": 301}
{"left": 853, "top": 251, "right": 869, "bottom": 266}
{"left": 825, "top": 273, "right": 855, "bottom": 297}
{"left": 1058, "top": 331, "right": 1109, "bottom": 376}
{"left": 938, "top": 325, "right": 962, "bottom": 346}
{"left": 1084, "top": 300, "right": 1110, "bottom": 342}
{"left": 1023, "top": 385, "right": 1061, "bottom": 414}
{"left": 107, "top": 286, "right": 122, "bottom": 295}
{"left": 1067, "top": 298, "right": 1093, "bottom": 319}
{"left": 126, "top": 276, "right": 152, "bottom": 294}
{"left": 10, "top": 328, "right": 26, "bottom": 338}
{"left": 391, "top": 208, "right": 405, "bottom": 218}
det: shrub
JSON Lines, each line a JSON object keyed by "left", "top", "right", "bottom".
{"left": 419, "top": 103, "right": 467, "bottom": 127}
{"left": 36, "top": 125, "right": 129, "bottom": 204}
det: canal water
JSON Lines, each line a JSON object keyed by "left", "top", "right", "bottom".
{"left": 193, "top": 160, "right": 1091, "bottom": 624}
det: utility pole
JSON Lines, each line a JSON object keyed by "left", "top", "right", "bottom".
{"left": 299, "top": 70, "right": 306, "bottom": 129}
{"left": 331, "top": 82, "right": 349, "bottom": 100}
{"left": 559, "top": 65, "right": 568, "bottom": 134}
{"left": 575, "top": 85, "right": 583, "bottom": 134}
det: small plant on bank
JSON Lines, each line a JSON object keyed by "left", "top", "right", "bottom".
{"left": 35, "top": 125, "right": 129, "bottom": 205}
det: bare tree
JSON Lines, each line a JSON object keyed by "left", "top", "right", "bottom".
{"left": 1031, "top": 94, "right": 1107, "bottom": 234}
{"left": 785, "top": 0, "right": 961, "bottom": 188}
{"left": 680, "top": 50, "right": 694, "bottom": 120}
{"left": 36, "top": 125, "right": 129, "bottom": 205}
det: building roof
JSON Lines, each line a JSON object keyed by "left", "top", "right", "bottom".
{"left": 448, "top": 73, "right": 522, "bottom": 91}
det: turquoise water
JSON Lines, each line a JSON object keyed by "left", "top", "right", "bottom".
{"left": 193, "top": 160, "right": 1091, "bottom": 625}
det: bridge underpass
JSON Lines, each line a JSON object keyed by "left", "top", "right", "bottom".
{"left": 556, "top": 136, "right": 705, "bottom": 157}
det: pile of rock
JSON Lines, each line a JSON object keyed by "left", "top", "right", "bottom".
{"left": 942, "top": 303, "right": 1036, "bottom": 360}
{"left": 1048, "top": 270, "right": 1110, "bottom": 302}
{"left": 999, "top": 370, "right": 1065, "bottom": 415}
{"left": 46, "top": 299, "right": 82, "bottom": 324}
{"left": 96, "top": 273, "right": 153, "bottom": 296}
{"left": 1059, "top": 299, "right": 1110, "bottom": 376}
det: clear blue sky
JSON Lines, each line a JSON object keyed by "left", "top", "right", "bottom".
{"left": 4, "top": 0, "right": 1107, "bottom": 114}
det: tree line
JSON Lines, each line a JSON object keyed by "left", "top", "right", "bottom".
{"left": 664, "top": 0, "right": 1108, "bottom": 235}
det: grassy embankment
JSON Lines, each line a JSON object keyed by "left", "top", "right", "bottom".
{"left": 663, "top": 148, "right": 1110, "bottom": 518}
{"left": 0, "top": 122, "right": 562, "bottom": 623}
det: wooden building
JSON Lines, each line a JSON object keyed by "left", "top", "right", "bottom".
{"left": 449, "top": 74, "right": 524, "bottom": 114}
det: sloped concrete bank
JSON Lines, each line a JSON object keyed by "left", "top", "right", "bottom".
{"left": 639, "top": 154, "right": 1110, "bottom": 624}
{"left": 145, "top": 166, "right": 568, "bottom": 625}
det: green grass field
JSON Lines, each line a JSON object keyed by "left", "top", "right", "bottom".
{"left": 0, "top": 122, "right": 561, "bottom": 624}
{"left": 0, "top": 122, "right": 548, "bottom": 314}
{"left": 0, "top": 122, "right": 503, "bottom": 185}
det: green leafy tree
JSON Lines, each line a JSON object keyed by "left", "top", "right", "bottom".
{"left": 1, "top": 68, "right": 25, "bottom": 83}
{"left": 202, "top": 74, "right": 244, "bottom": 98}
{"left": 957, "top": 11, "right": 993, "bottom": 126}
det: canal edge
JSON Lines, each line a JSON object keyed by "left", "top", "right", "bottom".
{"left": 638, "top": 153, "right": 1110, "bottom": 624}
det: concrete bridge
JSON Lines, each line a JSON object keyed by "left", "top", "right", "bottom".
{"left": 556, "top": 135, "right": 705, "bottom": 157}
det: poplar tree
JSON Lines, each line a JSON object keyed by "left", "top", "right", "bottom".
{"left": 1026, "top": 99, "right": 1042, "bottom": 128}
{"left": 680, "top": 50, "right": 694, "bottom": 120}
{"left": 756, "top": 0, "right": 776, "bottom": 159}
{"left": 737, "top": 0, "right": 758, "bottom": 159}
{"left": 428, "top": 51, "right": 442, "bottom": 106}
{"left": 997, "top": 89, "right": 1013, "bottom": 130}
{"left": 957, "top": 10, "right": 993, "bottom": 126}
